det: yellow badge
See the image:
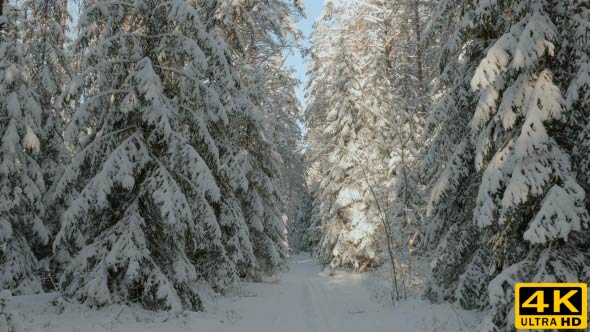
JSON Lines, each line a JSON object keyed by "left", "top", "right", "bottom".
{"left": 515, "top": 283, "right": 587, "bottom": 330}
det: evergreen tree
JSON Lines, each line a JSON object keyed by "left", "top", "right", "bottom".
{"left": 26, "top": 0, "right": 70, "bottom": 189}
{"left": 258, "top": 57, "right": 306, "bottom": 252}
{"left": 0, "top": 290, "right": 23, "bottom": 332}
{"left": 0, "top": 0, "right": 48, "bottom": 294}
{"left": 198, "top": 0, "right": 303, "bottom": 273}
{"left": 299, "top": 182, "right": 321, "bottom": 253}
{"left": 51, "top": 0, "right": 241, "bottom": 310}
{"left": 306, "top": 1, "right": 392, "bottom": 270}
{"left": 424, "top": 0, "right": 590, "bottom": 329}
{"left": 26, "top": 0, "right": 71, "bottom": 280}
{"left": 565, "top": 1, "right": 590, "bottom": 212}
{"left": 377, "top": 0, "right": 436, "bottom": 298}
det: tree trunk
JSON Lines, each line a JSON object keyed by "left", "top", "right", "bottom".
{"left": 358, "top": 162, "right": 400, "bottom": 306}
{"left": 1, "top": 0, "right": 6, "bottom": 32}
{"left": 25, "top": 2, "right": 36, "bottom": 44}
{"left": 411, "top": 0, "right": 424, "bottom": 90}
{"left": 57, "top": 0, "right": 68, "bottom": 85}
{"left": 356, "top": 260, "right": 371, "bottom": 273}
{"left": 59, "top": 0, "right": 68, "bottom": 50}
{"left": 409, "top": 0, "right": 422, "bottom": 283}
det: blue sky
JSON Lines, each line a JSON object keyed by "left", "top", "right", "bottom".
{"left": 285, "top": 0, "right": 325, "bottom": 108}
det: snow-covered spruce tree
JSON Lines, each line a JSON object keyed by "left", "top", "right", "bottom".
{"left": 0, "top": 0, "right": 49, "bottom": 294}
{"left": 565, "top": 1, "right": 590, "bottom": 210}
{"left": 198, "top": 0, "right": 302, "bottom": 61}
{"left": 419, "top": 0, "right": 488, "bottom": 311}
{"left": 26, "top": 0, "right": 70, "bottom": 183}
{"left": 257, "top": 57, "right": 306, "bottom": 252}
{"left": 50, "top": 0, "right": 242, "bottom": 310}
{"left": 298, "top": 181, "right": 319, "bottom": 253}
{"left": 306, "top": 1, "right": 392, "bottom": 270}
{"left": 378, "top": 0, "right": 435, "bottom": 294}
{"left": 303, "top": 99, "right": 326, "bottom": 256}
{"left": 198, "top": 0, "right": 303, "bottom": 273}
{"left": 25, "top": 0, "right": 71, "bottom": 279}
{"left": 237, "top": 55, "right": 300, "bottom": 270}
{"left": 303, "top": 4, "right": 335, "bottom": 255}
{"left": 424, "top": 0, "right": 590, "bottom": 330}
{"left": 0, "top": 290, "right": 23, "bottom": 332}
{"left": 235, "top": 6, "right": 303, "bottom": 272}
{"left": 233, "top": 124, "right": 290, "bottom": 273}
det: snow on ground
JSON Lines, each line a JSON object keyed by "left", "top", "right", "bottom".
{"left": 12, "top": 255, "right": 481, "bottom": 332}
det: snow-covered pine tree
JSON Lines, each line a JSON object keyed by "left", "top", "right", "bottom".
{"left": 236, "top": 7, "right": 304, "bottom": 273}
{"left": 50, "top": 0, "right": 241, "bottom": 310}
{"left": 565, "top": 1, "right": 590, "bottom": 210}
{"left": 300, "top": 185, "right": 322, "bottom": 253}
{"left": 418, "top": 0, "right": 489, "bottom": 311}
{"left": 306, "top": 0, "right": 392, "bottom": 270}
{"left": 257, "top": 57, "right": 306, "bottom": 252}
{"left": 424, "top": 0, "right": 590, "bottom": 329}
{"left": 419, "top": 0, "right": 506, "bottom": 311}
{"left": 234, "top": 125, "right": 289, "bottom": 273}
{"left": 237, "top": 56, "right": 297, "bottom": 273}
{"left": 0, "top": 290, "right": 23, "bottom": 332}
{"left": 25, "top": 0, "right": 71, "bottom": 280}
{"left": 302, "top": 3, "right": 334, "bottom": 258}
{"left": 0, "top": 0, "right": 49, "bottom": 294}
{"left": 198, "top": 0, "right": 303, "bottom": 273}
{"left": 198, "top": 0, "right": 301, "bottom": 62}
{"left": 26, "top": 0, "right": 70, "bottom": 183}
{"left": 377, "top": 0, "right": 436, "bottom": 296}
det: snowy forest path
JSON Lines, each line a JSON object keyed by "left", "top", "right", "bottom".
{"left": 14, "top": 254, "right": 480, "bottom": 332}
{"left": 211, "top": 254, "right": 399, "bottom": 332}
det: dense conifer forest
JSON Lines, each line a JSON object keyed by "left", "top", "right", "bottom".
{"left": 1, "top": 0, "right": 589, "bottom": 331}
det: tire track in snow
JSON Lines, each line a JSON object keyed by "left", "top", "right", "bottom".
{"left": 304, "top": 278, "right": 338, "bottom": 332}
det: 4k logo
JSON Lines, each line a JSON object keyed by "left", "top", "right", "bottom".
{"left": 515, "top": 283, "right": 587, "bottom": 329}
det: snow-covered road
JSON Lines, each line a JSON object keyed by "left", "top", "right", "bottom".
{"left": 217, "top": 255, "right": 397, "bottom": 332}
{"left": 15, "top": 254, "right": 480, "bottom": 332}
